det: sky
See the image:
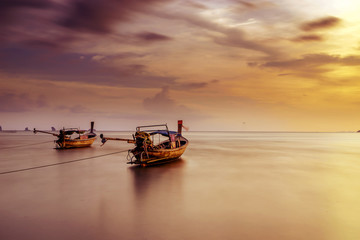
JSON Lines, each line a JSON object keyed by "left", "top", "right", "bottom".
{"left": 1, "top": 0, "right": 360, "bottom": 131}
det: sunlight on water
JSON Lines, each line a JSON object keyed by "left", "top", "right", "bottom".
{"left": 1, "top": 131, "right": 360, "bottom": 240}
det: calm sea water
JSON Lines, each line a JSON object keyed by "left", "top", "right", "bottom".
{"left": 1, "top": 131, "right": 360, "bottom": 240}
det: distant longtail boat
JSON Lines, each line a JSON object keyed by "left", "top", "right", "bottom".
{"left": 34, "top": 122, "right": 96, "bottom": 149}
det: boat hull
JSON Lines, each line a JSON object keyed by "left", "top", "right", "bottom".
{"left": 129, "top": 137, "right": 188, "bottom": 166}
{"left": 56, "top": 137, "right": 96, "bottom": 149}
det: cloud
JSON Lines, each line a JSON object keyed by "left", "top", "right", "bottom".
{"left": 277, "top": 73, "right": 293, "bottom": 76}
{"left": 300, "top": 16, "right": 341, "bottom": 31}
{"left": 0, "top": 0, "right": 58, "bottom": 45}
{"left": 290, "top": 16, "right": 342, "bottom": 44}
{"left": 260, "top": 53, "right": 360, "bottom": 74}
{"left": 177, "top": 82, "right": 208, "bottom": 89}
{"left": 0, "top": 0, "right": 174, "bottom": 49}
{"left": 183, "top": 1, "right": 208, "bottom": 9}
{"left": 58, "top": 0, "right": 172, "bottom": 34}
{"left": 58, "top": 0, "right": 124, "bottom": 34}
{"left": 143, "top": 87, "right": 195, "bottom": 116}
{"left": 152, "top": 5, "right": 282, "bottom": 58}
{"left": 0, "top": 44, "right": 176, "bottom": 88}
{"left": 56, "top": 104, "right": 88, "bottom": 114}
{"left": 213, "top": 29, "right": 280, "bottom": 57}
{"left": 0, "top": 0, "right": 282, "bottom": 60}
{"left": 135, "top": 32, "right": 173, "bottom": 42}
{"left": 291, "top": 34, "right": 323, "bottom": 42}
{"left": 247, "top": 62, "right": 259, "bottom": 67}
{"left": 0, "top": 92, "right": 47, "bottom": 112}
{"left": 174, "top": 79, "right": 219, "bottom": 90}
{"left": 261, "top": 53, "right": 337, "bottom": 70}
{"left": 236, "top": 1, "right": 257, "bottom": 9}
{"left": 0, "top": 0, "right": 51, "bottom": 24}
{"left": 36, "top": 94, "right": 48, "bottom": 108}
{"left": 143, "top": 87, "right": 176, "bottom": 112}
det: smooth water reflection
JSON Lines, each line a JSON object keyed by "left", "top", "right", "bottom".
{"left": 1, "top": 131, "right": 360, "bottom": 240}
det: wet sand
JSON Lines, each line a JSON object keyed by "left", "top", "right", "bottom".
{"left": 1, "top": 131, "right": 360, "bottom": 240}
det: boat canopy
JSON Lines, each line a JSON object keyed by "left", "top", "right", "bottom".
{"left": 149, "top": 130, "right": 177, "bottom": 137}
{"left": 61, "top": 129, "right": 86, "bottom": 135}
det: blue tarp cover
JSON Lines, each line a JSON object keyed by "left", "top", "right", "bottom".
{"left": 149, "top": 130, "right": 177, "bottom": 137}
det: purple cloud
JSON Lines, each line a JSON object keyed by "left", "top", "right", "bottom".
{"left": 0, "top": 0, "right": 51, "bottom": 23}
{"left": 58, "top": 0, "right": 172, "bottom": 34}
{"left": 0, "top": 44, "right": 176, "bottom": 88}
{"left": 135, "top": 32, "right": 173, "bottom": 42}
{"left": 0, "top": 92, "right": 47, "bottom": 112}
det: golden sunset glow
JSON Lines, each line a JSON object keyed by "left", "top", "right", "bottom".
{"left": 1, "top": 0, "right": 360, "bottom": 131}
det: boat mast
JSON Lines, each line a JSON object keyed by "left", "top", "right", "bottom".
{"left": 177, "top": 120, "right": 183, "bottom": 136}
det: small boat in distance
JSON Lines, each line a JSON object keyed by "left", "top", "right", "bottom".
{"left": 100, "top": 120, "right": 189, "bottom": 167}
{"left": 34, "top": 122, "right": 97, "bottom": 149}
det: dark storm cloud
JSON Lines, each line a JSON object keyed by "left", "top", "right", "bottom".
{"left": 300, "top": 16, "right": 341, "bottom": 31}
{"left": 58, "top": 0, "right": 171, "bottom": 34}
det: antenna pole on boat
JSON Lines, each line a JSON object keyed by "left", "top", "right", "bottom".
{"left": 178, "top": 120, "right": 183, "bottom": 136}
{"left": 90, "top": 121, "right": 95, "bottom": 133}
{"left": 33, "top": 128, "right": 60, "bottom": 137}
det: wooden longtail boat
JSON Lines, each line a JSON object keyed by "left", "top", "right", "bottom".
{"left": 100, "top": 120, "right": 189, "bottom": 167}
{"left": 34, "top": 122, "right": 97, "bottom": 149}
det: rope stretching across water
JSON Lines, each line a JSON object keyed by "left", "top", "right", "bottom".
{"left": 0, "top": 150, "right": 128, "bottom": 175}
{"left": 0, "top": 141, "right": 54, "bottom": 150}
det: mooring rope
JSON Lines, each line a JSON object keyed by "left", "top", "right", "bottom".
{"left": 0, "top": 140, "right": 54, "bottom": 150}
{"left": 0, "top": 149, "right": 128, "bottom": 175}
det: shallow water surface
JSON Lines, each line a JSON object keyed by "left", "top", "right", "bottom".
{"left": 1, "top": 131, "right": 360, "bottom": 240}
